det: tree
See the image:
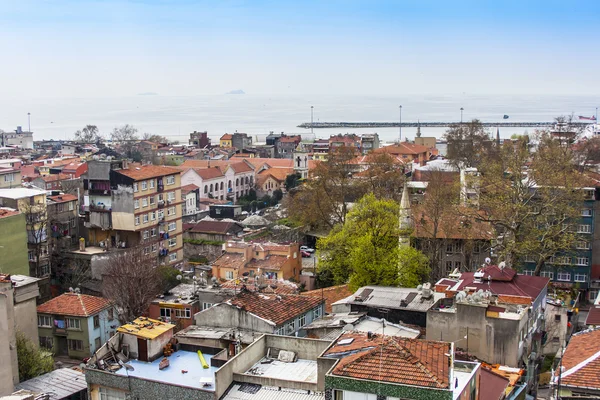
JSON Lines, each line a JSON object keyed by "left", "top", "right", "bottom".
{"left": 397, "top": 247, "right": 430, "bottom": 287}
{"left": 142, "top": 133, "right": 168, "bottom": 143}
{"left": 284, "top": 173, "right": 301, "bottom": 191}
{"left": 287, "top": 147, "right": 362, "bottom": 230}
{"left": 73, "top": 125, "right": 102, "bottom": 143}
{"left": 16, "top": 332, "right": 54, "bottom": 381}
{"left": 466, "top": 131, "right": 584, "bottom": 274}
{"left": 273, "top": 188, "right": 283, "bottom": 203}
{"left": 444, "top": 119, "right": 490, "bottom": 168}
{"left": 111, "top": 124, "right": 138, "bottom": 157}
{"left": 360, "top": 152, "right": 407, "bottom": 201}
{"left": 316, "top": 193, "right": 402, "bottom": 291}
{"left": 22, "top": 200, "right": 49, "bottom": 278}
{"left": 102, "top": 246, "right": 162, "bottom": 324}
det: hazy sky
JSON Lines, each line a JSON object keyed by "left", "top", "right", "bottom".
{"left": 1, "top": 0, "right": 599, "bottom": 98}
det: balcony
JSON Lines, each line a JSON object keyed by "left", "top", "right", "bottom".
{"left": 157, "top": 200, "right": 165, "bottom": 208}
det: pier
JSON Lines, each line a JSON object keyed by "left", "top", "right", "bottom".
{"left": 297, "top": 122, "right": 590, "bottom": 129}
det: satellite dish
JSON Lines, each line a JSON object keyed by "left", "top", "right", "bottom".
{"left": 499, "top": 261, "right": 506, "bottom": 270}
{"left": 270, "top": 284, "right": 278, "bottom": 290}
{"left": 416, "top": 284, "right": 423, "bottom": 291}
{"left": 342, "top": 324, "right": 354, "bottom": 331}
{"left": 485, "top": 257, "right": 491, "bottom": 265}
{"left": 242, "top": 272, "right": 250, "bottom": 277}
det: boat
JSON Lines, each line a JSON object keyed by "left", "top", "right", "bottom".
{"left": 159, "top": 357, "right": 170, "bottom": 370}
{"left": 197, "top": 350, "right": 209, "bottom": 369}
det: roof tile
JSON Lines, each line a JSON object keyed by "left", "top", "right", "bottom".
{"left": 37, "top": 293, "right": 112, "bottom": 317}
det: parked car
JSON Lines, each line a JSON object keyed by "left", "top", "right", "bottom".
{"left": 300, "top": 246, "right": 315, "bottom": 253}
{"left": 301, "top": 250, "right": 311, "bottom": 258}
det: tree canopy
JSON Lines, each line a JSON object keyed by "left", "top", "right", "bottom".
{"left": 316, "top": 193, "right": 429, "bottom": 291}
{"left": 17, "top": 332, "right": 54, "bottom": 381}
{"left": 74, "top": 125, "right": 102, "bottom": 142}
{"left": 444, "top": 119, "right": 490, "bottom": 168}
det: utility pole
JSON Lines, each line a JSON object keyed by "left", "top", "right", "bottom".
{"left": 311, "top": 106, "right": 314, "bottom": 136}
{"left": 27, "top": 112, "right": 31, "bottom": 132}
{"left": 399, "top": 105, "right": 402, "bottom": 143}
{"left": 460, "top": 107, "right": 464, "bottom": 124}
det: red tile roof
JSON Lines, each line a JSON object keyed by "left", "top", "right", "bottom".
{"left": 47, "top": 193, "right": 78, "bottom": 203}
{"left": 116, "top": 165, "right": 180, "bottom": 181}
{"left": 302, "top": 285, "right": 353, "bottom": 313}
{"left": 227, "top": 290, "right": 323, "bottom": 326}
{"left": 374, "top": 142, "right": 430, "bottom": 156}
{"left": 181, "top": 184, "right": 200, "bottom": 194}
{"left": 220, "top": 134, "right": 233, "bottom": 140}
{"left": 279, "top": 135, "right": 301, "bottom": 143}
{"left": 212, "top": 253, "right": 246, "bottom": 270}
{"left": 245, "top": 255, "right": 288, "bottom": 271}
{"left": 0, "top": 207, "right": 20, "bottom": 219}
{"left": 557, "top": 329, "right": 600, "bottom": 390}
{"left": 586, "top": 306, "right": 600, "bottom": 325}
{"left": 193, "top": 167, "right": 225, "bottom": 180}
{"left": 184, "top": 220, "right": 242, "bottom": 235}
{"left": 229, "top": 162, "right": 254, "bottom": 173}
{"left": 456, "top": 266, "right": 548, "bottom": 303}
{"left": 221, "top": 278, "right": 299, "bottom": 295}
{"left": 325, "top": 332, "right": 450, "bottom": 389}
{"left": 37, "top": 293, "right": 112, "bottom": 317}
{"left": 40, "top": 173, "right": 70, "bottom": 182}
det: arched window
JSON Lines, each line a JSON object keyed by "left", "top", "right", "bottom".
{"left": 220, "top": 182, "right": 224, "bottom": 190}
{"left": 236, "top": 178, "right": 239, "bottom": 186}
{"left": 228, "top": 180, "right": 232, "bottom": 188}
{"left": 245, "top": 177, "right": 249, "bottom": 184}
{"left": 204, "top": 185, "right": 208, "bottom": 193}
{"left": 210, "top": 184, "right": 213, "bottom": 192}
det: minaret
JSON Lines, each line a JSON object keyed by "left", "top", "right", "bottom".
{"left": 399, "top": 181, "right": 412, "bottom": 248}
{"left": 416, "top": 120, "right": 422, "bottom": 138}
{"left": 496, "top": 128, "right": 500, "bottom": 145}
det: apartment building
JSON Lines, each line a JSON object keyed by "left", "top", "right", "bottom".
{"left": 0, "top": 166, "right": 21, "bottom": 188}
{"left": 82, "top": 161, "right": 184, "bottom": 266}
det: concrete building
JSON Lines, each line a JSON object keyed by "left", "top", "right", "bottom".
{"left": 332, "top": 285, "right": 444, "bottom": 327}
{"left": 37, "top": 292, "right": 118, "bottom": 359}
{"left": 183, "top": 219, "right": 244, "bottom": 242}
{"left": 0, "top": 273, "right": 41, "bottom": 396}
{"left": 148, "top": 283, "right": 202, "bottom": 331}
{"left": 427, "top": 264, "right": 548, "bottom": 391}
{"left": 360, "top": 133, "right": 380, "bottom": 154}
{"left": 231, "top": 132, "right": 252, "bottom": 151}
{"left": 195, "top": 290, "right": 324, "bottom": 338}
{"left": 211, "top": 241, "right": 301, "bottom": 281}
{"left": 321, "top": 331, "right": 481, "bottom": 400}
{"left": 275, "top": 135, "right": 301, "bottom": 159}
{"left": 83, "top": 162, "right": 184, "bottom": 266}
{"left": 189, "top": 131, "right": 211, "bottom": 148}
{"left": 328, "top": 134, "right": 361, "bottom": 154}
{"left": 1, "top": 126, "right": 34, "bottom": 149}
{"left": 0, "top": 166, "right": 21, "bottom": 188}
{"left": 220, "top": 134, "right": 233, "bottom": 148}
{"left": 181, "top": 183, "right": 200, "bottom": 221}
{"left": 0, "top": 188, "right": 51, "bottom": 281}
{"left": 47, "top": 193, "right": 79, "bottom": 245}
{"left": 0, "top": 208, "right": 29, "bottom": 276}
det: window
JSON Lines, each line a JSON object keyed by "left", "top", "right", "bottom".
{"left": 99, "top": 387, "right": 127, "bottom": 400}
{"left": 578, "top": 224, "right": 592, "bottom": 233}
{"left": 134, "top": 199, "right": 140, "bottom": 209}
{"left": 210, "top": 183, "right": 213, "bottom": 193}
{"left": 584, "top": 189, "right": 595, "bottom": 199}
{"left": 135, "top": 216, "right": 140, "bottom": 225}
{"left": 166, "top": 175, "right": 175, "bottom": 185}
{"left": 314, "top": 306, "right": 322, "bottom": 319}
{"left": 557, "top": 272, "right": 571, "bottom": 281}
{"left": 446, "top": 261, "right": 454, "bottom": 274}
{"left": 95, "top": 337, "right": 101, "bottom": 350}
{"left": 133, "top": 183, "right": 138, "bottom": 192}
{"left": 4, "top": 173, "right": 14, "bottom": 182}
{"left": 298, "top": 314, "right": 306, "bottom": 328}
{"left": 168, "top": 222, "right": 176, "bottom": 231}
{"left": 169, "top": 253, "right": 177, "bottom": 262}
{"left": 28, "top": 250, "right": 35, "bottom": 261}
{"left": 108, "top": 308, "right": 114, "bottom": 321}
{"left": 582, "top": 208, "right": 593, "bottom": 217}
{"left": 158, "top": 210, "right": 164, "bottom": 219}
{"left": 168, "top": 191, "right": 176, "bottom": 201}
{"left": 141, "top": 181, "right": 148, "bottom": 190}
{"left": 203, "top": 302, "right": 213, "bottom": 310}
{"left": 541, "top": 271, "right": 554, "bottom": 279}
{"left": 151, "top": 227, "right": 157, "bottom": 237}
{"left": 151, "top": 244, "right": 157, "bottom": 252}
{"left": 66, "top": 318, "right": 81, "bottom": 330}
{"left": 38, "top": 315, "right": 52, "bottom": 327}
{"left": 575, "top": 274, "right": 588, "bottom": 282}
{"left": 576, "top": 257, "right": 589, "bottom": 266}
{"left": 40, "top": 263, "right": 50, "bottom": 276}
{"left": 204, "top": 185, "right": 208, "bottom": 193}
{"left": 143, "top": 230, "right": 149, "bottom": 239}
{"left": 523, "top": 270, "right": 534, "bottom": 276}
{"left": 555, "top": 314, "right": 561, "bottom": 322}
{"left": 168, "top": 206, "right": 176, "bottom": 216}
{"left": 94, "top": 315, "right": 100, "bottom": 328}
{"left": 150, "top": 211, "right": 156, "bottom": 221}
{"left": 160, "top": 308, "right": 171, "bottom": 318}
{"left": 143, "top": 246, "right": 150, "bottom": 255}
{"left": 39, "top": 336, "right": 53, "bottom": 349}
{"left": 168, "top": 237, "right": 177, "bottom": 247}
{"left": 175, "top": 308, "right": 191, "bottom": 319}
{"left": 226, "top": 271, "right": 234, "bottom": 279}
{"left": 68, "top": 201, "right": 74, "bottom": 211}
{"left": 71, "top": 218, "right": 76, "bottom": 228}
{"left": 143, "top": 214, "right": 149, "bottom": 223}
{"left": 552, "top": 336, "right": 560, "bottom": 344}
{"left": 142, "top": 197, "right": 148, "bottom": 207}
{"left": 67, "top": 339, "right": 83, "bottom": 351}
{"left": 576, "top": 241, "right": 591, "bottom": 250}
{"left": 220, "top": 182, "right": 224, "bottom": 190}
{"left": 150, "top": 195, "right": 155, "bottom": 205}
{"left": 149, "top": 179, "right": 155, "bottom": 189}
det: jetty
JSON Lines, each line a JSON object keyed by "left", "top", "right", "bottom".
{"left": 297, "top": 122, "right": 590, "bottom": 129}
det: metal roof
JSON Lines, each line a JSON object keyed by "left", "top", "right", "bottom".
{"left": 222, "top": 383, "right": 323, "bottom": 400}
{"left": 342, "top": 286, "right": 444, "bottom": 312}
{"left": 15, "top": 368, "right": 87, "bottom": 399}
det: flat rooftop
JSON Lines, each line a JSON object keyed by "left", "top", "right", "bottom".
{"left": 245, "top": 358, "right": 317, "bottom": 383}
{"left": 115, "top": 350, "right": 218, "bottom": 391}
{"left": 223, "top": 383, "right": 324, "bottom": 400}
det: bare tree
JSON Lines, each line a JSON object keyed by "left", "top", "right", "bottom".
{"left": 73, "top": 125, "right": 102, "bottom": 143}
{"left": 22, "top": 201, "right": 49, "bottom": 277}
{"left": 102, "top": 246, "right": 162, "bottom": 324}
{"left": 444, "top": 119, "right": 491, "bottom": 169}
{"left": 111, "top": 124, "right": 139, "bottom": 157}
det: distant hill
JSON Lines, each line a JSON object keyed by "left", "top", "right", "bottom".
{"left": 226, "top": 89, "right": 245, "bottom": 95}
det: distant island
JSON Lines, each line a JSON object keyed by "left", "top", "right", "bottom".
{"left": 226, "top": 89, "right": 245, "bottom": 95}
{"left": 138, "top": 92, "right": 158, "bottom": 96}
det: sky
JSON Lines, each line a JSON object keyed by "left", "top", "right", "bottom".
{"left": 1, "top": 0, "right": 600, "bottom": 98}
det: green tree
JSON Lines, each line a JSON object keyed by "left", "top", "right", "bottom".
{"left": 16, "top": 332, "right": 54, "bottom": 381}
{"left": 316, "top": 193, "right": 403, "bottom": 291}
{"left": 444, "top": 119, "right": 490, "bottom": 168}
{"left": 284, "top": 173, "right": 301, "bottom": 191}
{"left": 273, "top": 188, "right": 283, "bottom": 203}
{"left": 397, "top": 247, "right": 430, "bottom": 287}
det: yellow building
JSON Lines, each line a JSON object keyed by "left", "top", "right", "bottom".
{"left": 219, "top": 133, "right": 233, "bottom": 148}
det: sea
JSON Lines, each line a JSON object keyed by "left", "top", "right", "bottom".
{"left": 0, "top": 94, "right": 597, "bottom": 144}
